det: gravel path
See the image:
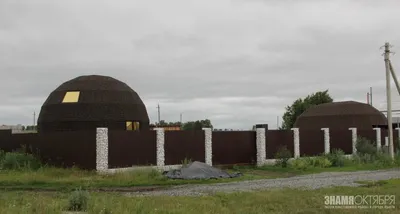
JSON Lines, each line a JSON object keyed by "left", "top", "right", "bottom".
{"left": 126, "top": 169, "right": 400, "bottom": 197}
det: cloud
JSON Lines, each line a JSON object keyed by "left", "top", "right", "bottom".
{"left": 1, "top": 0, "right": 400, "bottom": 129}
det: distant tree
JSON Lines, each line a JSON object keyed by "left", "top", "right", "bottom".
{"left": 25, "top": 125, "right": 37, "bottom": 131}
{"left": 151, "top": 120, "right": 182, "bottom": 127}
{"left": 182, "top": 119, "right": 213, "bottom": 130}
{"left": 280, "top": 90, "right": 333, "bottom": 130}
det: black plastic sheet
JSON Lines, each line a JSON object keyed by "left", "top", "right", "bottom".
{"left": 163, "top": 161, "right": 242, "bottom": 180}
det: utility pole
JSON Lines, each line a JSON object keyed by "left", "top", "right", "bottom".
{"left": 33, "top": 111, "right": 36, "bottom": 130}
{"left": 370, "top": 87, "right": 373, "bottom": 106}
{"left": 180, "top": 113, "right": 183, "bottom": 124}
{"left": 276, "top": 116, "right": 279, "bottom": 129}
{"left": 157, "top": 104, "right": 160, "bottom": 125}
{"left": 384, "top": 42, "right": 394, "bottom": 159}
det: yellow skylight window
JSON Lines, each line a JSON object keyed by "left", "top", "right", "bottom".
{"left": 62, "top": 91, "right": 80, "bottom": 103}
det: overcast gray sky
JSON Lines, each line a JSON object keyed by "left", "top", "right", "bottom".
{"left": 1, "top": 0, "right": 400, "bottom": 129}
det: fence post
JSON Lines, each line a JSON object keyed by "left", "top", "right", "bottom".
{"left": 321, "top": 128, "right": 330, "bottom": 154}
{"left": 202, "top": 128, "right": 212, "bottom": 166}
{"left": 256, "top": 128, "right": 266, "bottom": 167}
{"left": 349, "top": 127, "right": 357, "bottom": 155}
{"left": 96, "top": 127, "right": 108, "bottom": 172}
{"left": 291, "top": 128, "right": 300, "bottom": 158}
{"left": 154, "top": 128, "right": 165, "bottom": 168}
{"left": 373, "top": 127, "right": 382, "bottom": 151}
{"left": 385, "top": 136, "right": 389, "bottom": 147}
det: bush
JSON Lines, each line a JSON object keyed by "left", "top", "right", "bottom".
{"left": 148, "top": 168, "right": 163, "bottom": 179}
{"left": 395, "top": 154, "right": 400, "bottom": 166}
{"left": 325, "top": 149, "right": 346, "bottom": 167}
{"left": 356, "top": 137, "right": 377, "bottom": 156}
{"left": 0, "top": 152, "right": 42, "bottom": 170}
{"left": 300, "top": 156, "right": 331, "bottom": 168}
{"left": 290, "top": 158, "right": 309, "bottom": 170}
{"left": 275, "top": 146, "right": 292, "bottom": 168}
{"left": 313, "top": 156, "right": 332, "bottom": 168}
{"left": 374, "top": 152, "right": 394, "bottom": 167}
{"left": 67, "top": 188, "right": 90, "bottom": 211}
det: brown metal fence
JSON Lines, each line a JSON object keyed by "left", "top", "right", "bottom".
{"left": 0, "top": 130, "right": 97, "bottom": 169}
{"left": 266, "top": 130, "right": 294, "bottom": 159}
{"left": 357, "top": 129, "right": 375, "bottom": 143}
{"left": 329, "top": 129, "right": 353, "bottom": 154}
{"left": 1, "top": 127, "right": 397, "bottom": 170}
{"left": 108, "top": 130, "right": 157, "bottom": 168}
{"left": 299, "top": 130, "right": 324, "bottom": 156}
{"left": 164, "top": 130, "right": 205, "bottom": 165}
{"left": 212, "top": 131, "right": 256, "bottom": 165}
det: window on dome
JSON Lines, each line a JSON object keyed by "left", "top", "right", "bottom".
{"left": 126, "top": 121, "right": 140, "bottom": 131}
{"left": 133, "top": 122, "right": 140, "bottom": 130}
{"left": 62, "top": 91, "right": 80, "bottom": 103}
{"left": 126, "top": 121, "right": 133, "bottom": 130}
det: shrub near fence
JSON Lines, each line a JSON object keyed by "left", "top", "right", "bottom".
{"left": 212, "top": 131, "right": 256, "bottom": 165}
{"left": 266, "top": 130, "right": 294, "bottom": 159}
{"left": 329, "top": 129, "right": 353, "bottom": 154}
{"left": 164, "top": 130, "right": 205, "bottom": 165}
{"left": 108, "top": 130, "right": 157, "bottom": 168}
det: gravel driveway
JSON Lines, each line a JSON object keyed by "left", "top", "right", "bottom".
{"left": 126, "top": 169, "right": 400, "bottom": 197}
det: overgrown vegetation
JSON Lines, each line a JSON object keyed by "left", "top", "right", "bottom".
{"left": 66, "top": 188, "right": 89, "bottom": 211}
{"left": 325, "top": 149, "right": 346, "bottom": 167}
{"left": 274, "top": 146, "right": 292, "bottom": 168}
{"left": 271, "top": 137, "right": 400, "bottom": 171}
{"left": 290, "top": 156, "right": 332, "bottom": 170}
{"left": 0, "top": 149, "right": 42, "bottom": 171}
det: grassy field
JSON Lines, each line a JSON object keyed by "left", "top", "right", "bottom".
{"left": 1, "top": 163, "right": 398, "bottom": 192}
{"left": 0, "top": 166, "right": 287, "bottom": 191}
{"left": 0, "top": 179, "right": 399, "bottom": 214}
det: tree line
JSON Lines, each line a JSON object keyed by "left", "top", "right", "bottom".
{"left": 151, "top": 119, "right": 213, "bottom": 130}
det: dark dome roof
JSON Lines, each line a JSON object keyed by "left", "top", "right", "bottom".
{"left": 294, "top": 101, "right": 387, "bottom": 130}
{"left": 38, "top": 75, "right": 149, "bottom": 132}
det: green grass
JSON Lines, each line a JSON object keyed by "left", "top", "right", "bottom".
{"left": 238, "top": 163, "right": 400, "bottom": 176}
{"left": 0, "top": 179, "right": 399, "bottom": 214}
{"left": 0, "top": 166, "right": 287, "bottom": 191}
{"left": 355, "top": 180, "right": 389, "bottom": 187}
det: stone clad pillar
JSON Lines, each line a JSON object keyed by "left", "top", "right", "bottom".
{"left": 291, "top": 128, "right": 300, "bottom": 158}
{"left": 256, "top": 128, "right": 266, "bottom": 166}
